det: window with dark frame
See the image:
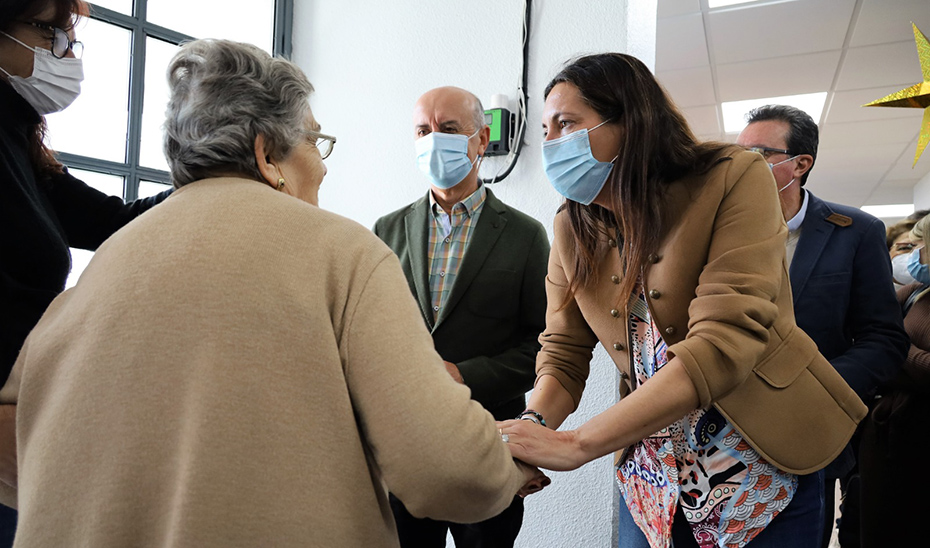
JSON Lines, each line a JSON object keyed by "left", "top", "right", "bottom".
{"left": 54, "top": 0, "right": 292, "bottom": 286}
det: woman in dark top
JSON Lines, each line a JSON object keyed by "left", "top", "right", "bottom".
{"left": 0, "top": 0, "right": 169, "bottom": 542}
{"left": 859, "top": 214, "right": 930, "bottom": 547}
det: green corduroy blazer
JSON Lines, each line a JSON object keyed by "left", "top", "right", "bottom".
{"left": 373, "top": 188, "right": 550, "bottom": 420}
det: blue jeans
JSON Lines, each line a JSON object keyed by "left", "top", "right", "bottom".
{"left": 618, "top": 470, "right": 825, "bottom": 548}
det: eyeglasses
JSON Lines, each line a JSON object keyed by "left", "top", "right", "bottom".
{"left": 23, "top": 21, "right": 83, "bottom": 59}
{"left": 893, "top": 242, "right": 918, "bottom": 253}
{"left": 303, "top": 129, "right": 336, "bottom": 160}
{"left": 743, "top": 146, "right": 794, "bottom": 160}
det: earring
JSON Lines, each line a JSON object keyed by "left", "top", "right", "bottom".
{"left": 276, "top": 178, "right": 286, "bottom": 191}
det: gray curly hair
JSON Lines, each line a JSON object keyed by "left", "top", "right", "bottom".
{"left": 164, "top": 39, "right": 315, "bottom": 187}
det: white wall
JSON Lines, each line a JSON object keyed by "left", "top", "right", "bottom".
{"left": 292, "top": 1, "right": 657, "bottom": 546}
{"left": 913, "top": 169, "right": 930, "bottom": 210}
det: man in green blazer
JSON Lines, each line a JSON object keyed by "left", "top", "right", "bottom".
{"left": 373, "top": 86, "right": 549, "bottom": 548}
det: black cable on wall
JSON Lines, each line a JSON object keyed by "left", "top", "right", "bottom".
{"left": 481, "top": 0, "right": 531, "bottom": 185}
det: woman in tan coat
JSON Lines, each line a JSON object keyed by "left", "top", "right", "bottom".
{"left": 499, "top": 54, "right": 865, "bottom": 548}
{"left": 0, "top": 39, "right": 544, "bottom": 547}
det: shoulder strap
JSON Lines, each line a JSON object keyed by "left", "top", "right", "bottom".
{"left": 904, "top": 284, "right": 930, "bottom": 315}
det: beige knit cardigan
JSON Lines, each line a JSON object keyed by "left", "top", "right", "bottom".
{"left": 0, "top": 178, "right": 523, "bottom": 547}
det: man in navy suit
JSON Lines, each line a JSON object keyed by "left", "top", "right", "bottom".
{"left": 737, "top": 105, "right": 908, "bottom": 547}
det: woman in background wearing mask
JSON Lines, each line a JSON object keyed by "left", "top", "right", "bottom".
{"left": 498, "top": 53, "right": 867, "bottom": 548}
{"left": 861, "top": 215, "right": 930, "bottom": 547}
{"left": 0, "top": 1, "right": 169, "bottom": 541}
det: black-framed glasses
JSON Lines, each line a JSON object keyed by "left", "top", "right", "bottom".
{"left": 744, "top": 146, "right": 793, "bottom": 160}
{"left": 303, "top": 129, "right": 337, "bottom": 160}
{"left": 23, "top": 21, "right": 83, "bottom": 59}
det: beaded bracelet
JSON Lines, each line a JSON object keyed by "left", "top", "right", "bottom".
{"left": 517, "top": 409, "right": 547, "bottom": 427}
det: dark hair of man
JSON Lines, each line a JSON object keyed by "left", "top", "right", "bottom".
{"left": 544, "top": 53, "right": 731, "bottom": 308}
{"left": 1, "top": 0, "right": 89, "bottom": 178}
{"left": 745, "top": 104, "right": 819, "bottom": 186}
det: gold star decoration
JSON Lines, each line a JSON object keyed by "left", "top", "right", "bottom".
{"left": 864, "top": 23, "right": 930, "bottom": 166}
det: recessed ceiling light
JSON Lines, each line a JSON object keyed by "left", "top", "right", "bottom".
{"left": 861, "top": 204, "right": 915, "bottom": 218}
{"left": 708, "top": 0, "right": 759, "bottom": 8}
{"left": 721, "top": 92, "right": 828, "bottom": 134}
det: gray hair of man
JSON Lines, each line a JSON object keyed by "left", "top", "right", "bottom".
{"left": 163, "top": 39, "right": 315, "bottom": 188}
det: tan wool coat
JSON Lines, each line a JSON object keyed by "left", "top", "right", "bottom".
{"left": 0, "top": 178, "right": 524, "bottom": 547}
{"left": 537, "top": 150, "right": 867, "bottom": 474}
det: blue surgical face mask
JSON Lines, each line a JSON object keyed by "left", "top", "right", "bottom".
{"left": 906, "top": 246, "right": 930, "bottom": 284}
{"left": 415, "top": 129, "right": 480, "bottom": 189}
{"left": 541, "top": 119, "right": 616, "bottom": 205}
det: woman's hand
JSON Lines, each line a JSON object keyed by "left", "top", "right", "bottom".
{"left": 499, "top": 419, "right": 588, "bottom": 472}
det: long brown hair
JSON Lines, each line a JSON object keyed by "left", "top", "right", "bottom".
{"left": 1, "top": 0, "right": 89, "bottom": 179}
{"left": 544, "top": 53, "right": 730, "bottom": 308}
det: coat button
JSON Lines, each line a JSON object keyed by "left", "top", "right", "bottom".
{"left": 608, "top": 239, "right": 617, "bottom": 248}
{"left": 648, "top": 289, "right": 661, "bottom": 299}
{"left": 611, "top": 275, "right": 620, "bottom": 284}
{"left": 620, "top": 371, "right": 629, "bottom": 380}
{"left": 613, "top": 342, "right": 624, "bottom": 351}
{"left": 648, "top": 254, "right": 660, "bottom": 264}
{"left": 610, "top": 309, "right": 620, "bottom": 318}
{"left": 665, "top": 326, "right": 676, "bottom": 336}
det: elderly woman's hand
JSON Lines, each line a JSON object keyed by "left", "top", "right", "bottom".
{"left": 514, "top": 460, "right": 551, "bottom": 498}
{"left": 498, "top": 419, "right": 587, "bottom": 472}
{"left": 0, "top": 405, "right": 16, "bottom": 488}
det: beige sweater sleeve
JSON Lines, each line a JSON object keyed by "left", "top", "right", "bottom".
{"left": 341, "top": 253, "right": 524, "bottom": 523}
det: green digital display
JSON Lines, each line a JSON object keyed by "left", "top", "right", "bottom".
{"left": 486, "top": 109, "right": 503, "bottom": 142}
{"left": 483, "top": 108, "right": 511, "bottom": 156}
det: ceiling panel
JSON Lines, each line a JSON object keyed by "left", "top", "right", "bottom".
{"left": 715, "top": 51, "right": 841, "bottom": 102}
{"left": 707, "top": 0, "right": 855, "bottom": 65}
{"left": 836, "top": 41, "right": 927, "bottom": 91}
{"left": 657, "top": 66, "right": 716, "bottom": 108}
{"left": 880, "top": 178, "right": 922, "bottom": 188}
{"left": 826, "top": 86, "right": 926, "bottom": 123}
{"left": 655, "top": 0, "right": 930, "bottom": 209}
{"left": 656, "top": 13, "right": 710, "bottom": 71}
{"left": 658, "top": 0, "right": 701, "bottom": 18}
{"left": 817, "top": 142, "right": 907, "bottom": 168}
{"left": 849, "top": 0, "right": 930, "bottom": 48}
{"left": 885, "top": 150, "right": 930, "bottom": 180}
{"left": 681, "top": 104, "right": 721, "bottom": 136}
{"left": 820, "top": 118, "right": 922, "bottom": 149}
{"left": 864, "top": 184, "right": 915, "bottom": 204}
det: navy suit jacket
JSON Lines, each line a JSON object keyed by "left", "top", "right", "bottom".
{"left": 373, "top": 188, "right": 550, "bottom": 420}
{"left": 790, "top": 190, "right": 908, "bottom": 475}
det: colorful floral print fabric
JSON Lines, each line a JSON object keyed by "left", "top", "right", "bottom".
{"left": 616, "top": 291, "right": 797, "bottom": 548}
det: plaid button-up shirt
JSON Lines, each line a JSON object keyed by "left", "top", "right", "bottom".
{"left": 427, "top": 185, "right": 487, "bottom": 321}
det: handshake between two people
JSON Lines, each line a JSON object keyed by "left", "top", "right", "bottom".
{"left": 499, "top": 417, "right": 572, "bottom": 500}
{"left": 499, "top": 415, "right": 592, "bottom": 499}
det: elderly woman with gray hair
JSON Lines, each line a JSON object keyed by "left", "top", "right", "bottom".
{"left": 0, "top": 39, "right": 543, "bottom": 547}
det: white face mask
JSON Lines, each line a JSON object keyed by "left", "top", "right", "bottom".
{"left": 0, "top": 31, "right": 83, "bottom": 115}
{"left": 769, "top": 155, "right": 799, "bottom": 193}
{"left": 892, "top": 251, "right": 918, "bottom": 286}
